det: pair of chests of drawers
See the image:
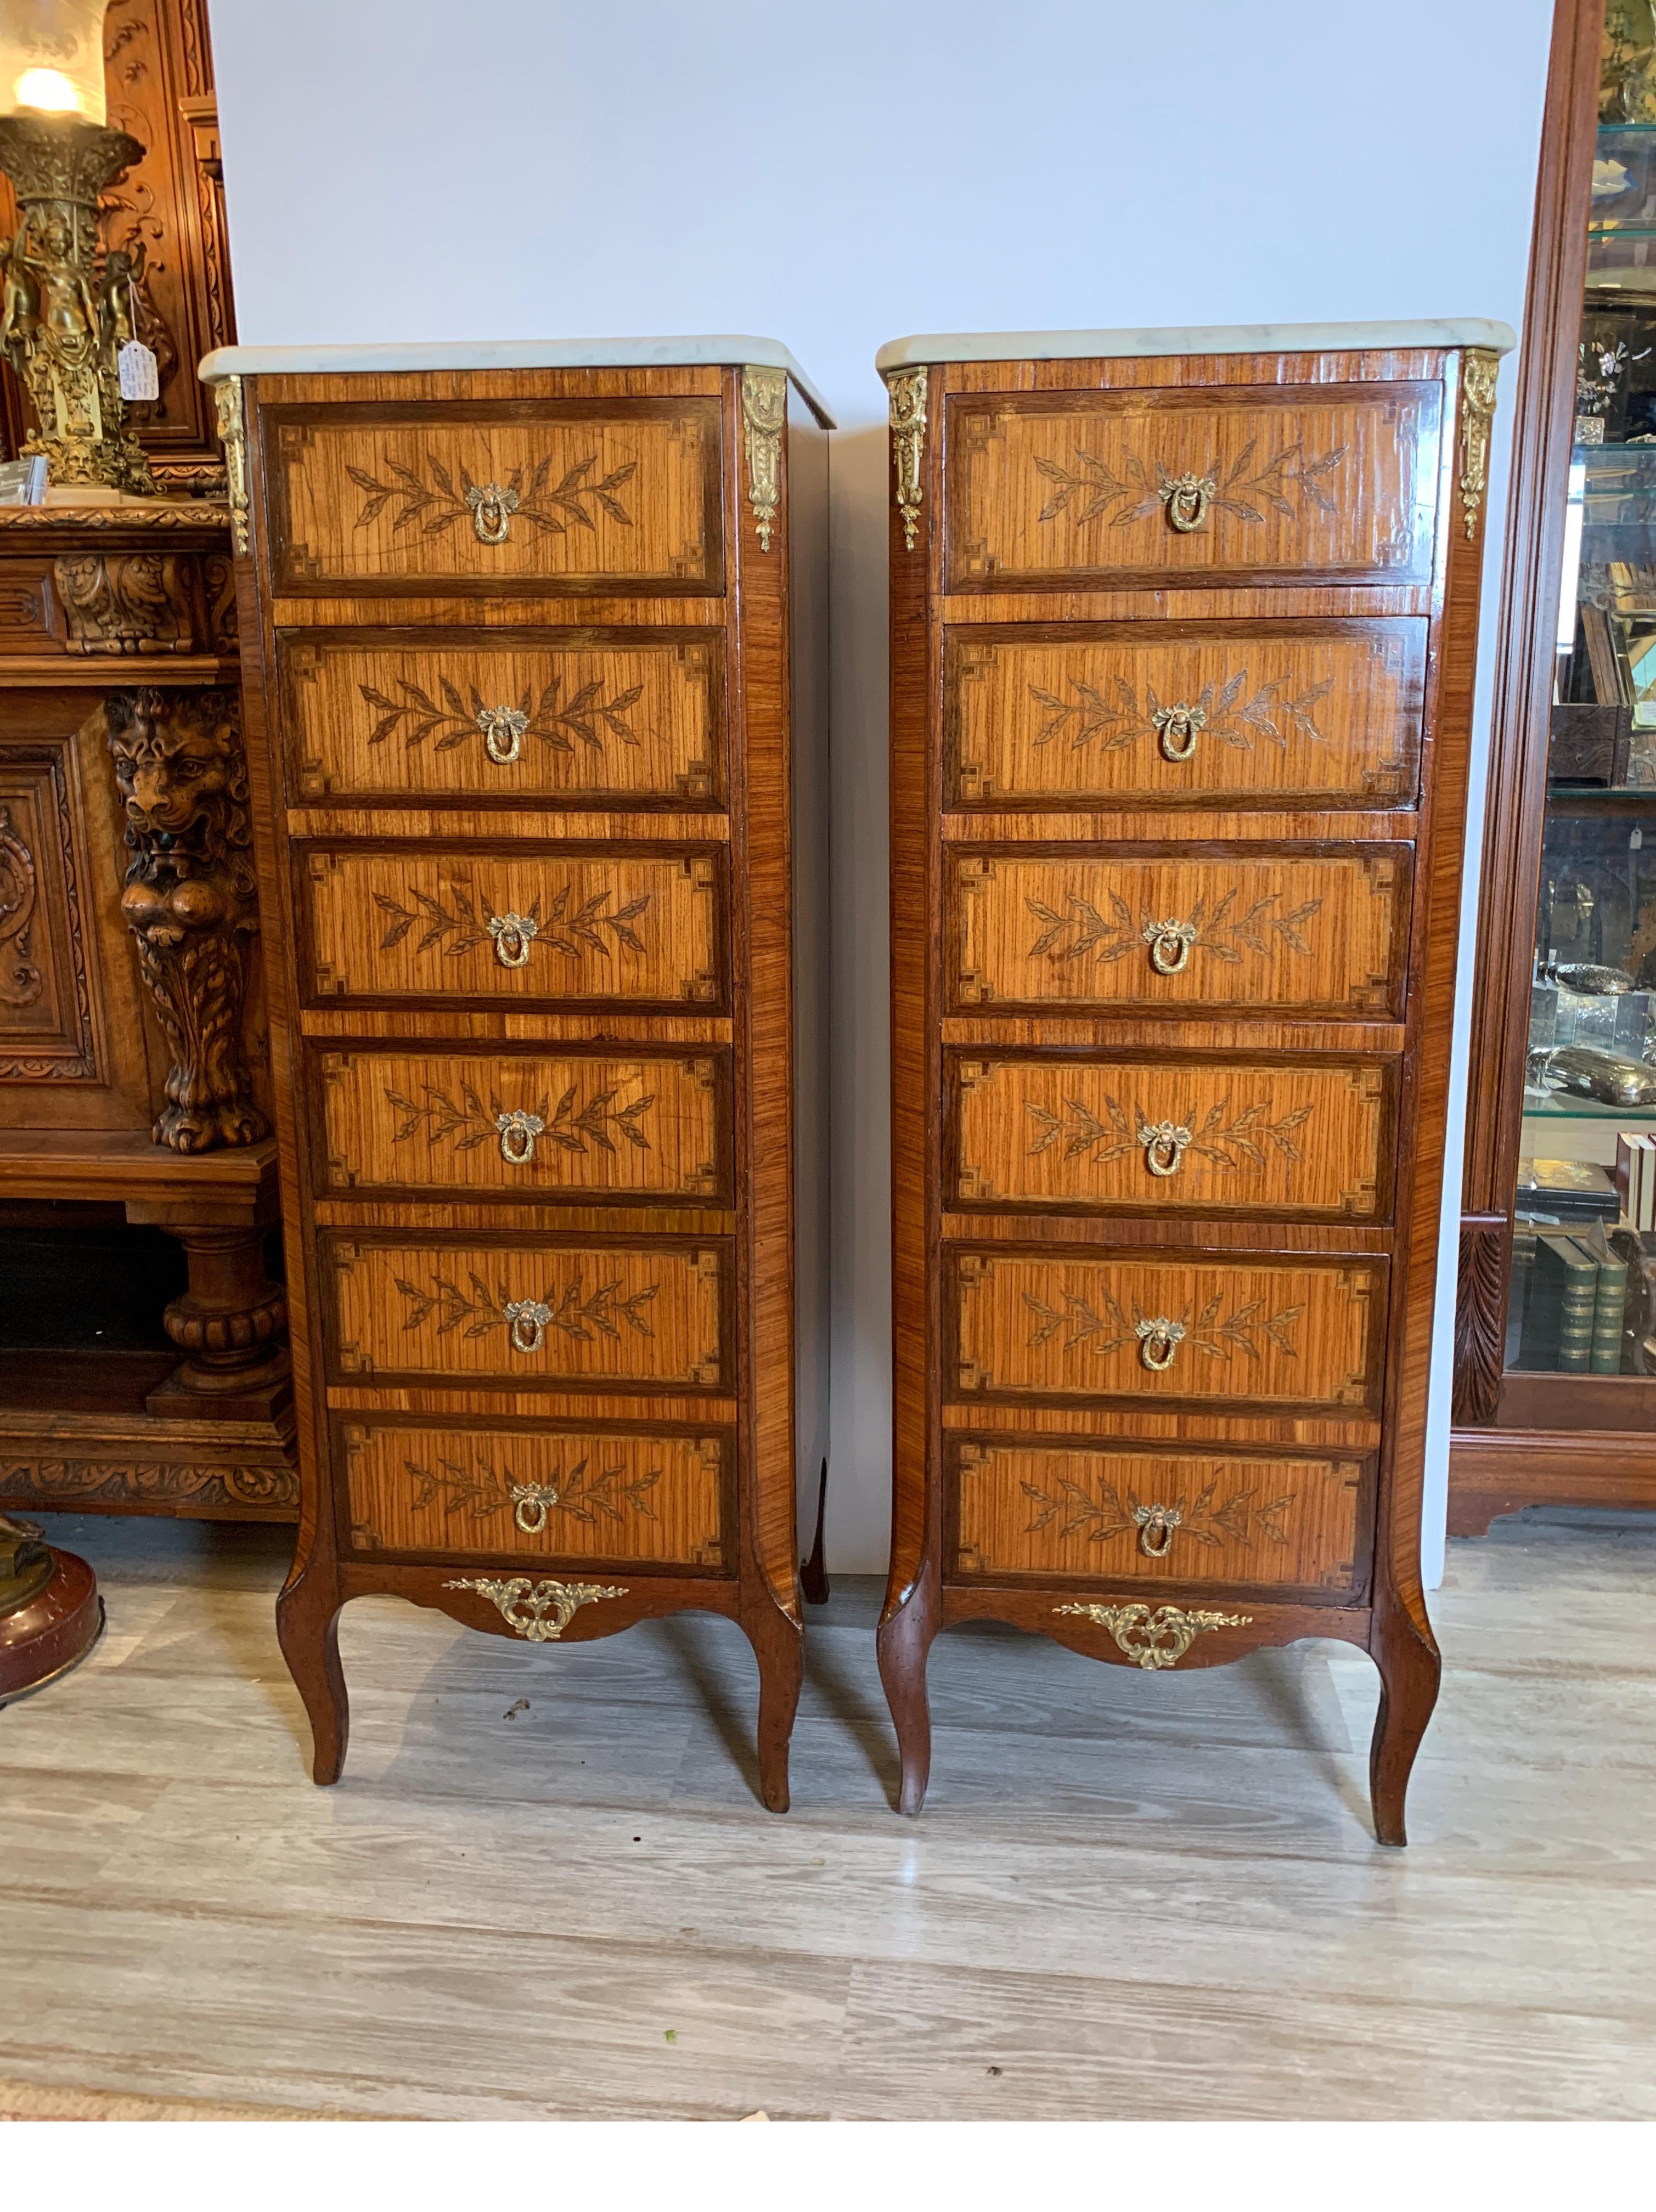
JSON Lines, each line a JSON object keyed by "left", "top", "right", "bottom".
{"left": 264, "top": 392, "right": 737, "bottom": 1579}
{"left": 934, "top": 375, "right": 1437, "bottom": 1605}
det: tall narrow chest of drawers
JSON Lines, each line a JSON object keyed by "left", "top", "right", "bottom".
{"left": 202, "top": 340, "right": 830, "bottom": 1810}
{"left": 876, "top": 321, "right": 1512, "bottom": 1841}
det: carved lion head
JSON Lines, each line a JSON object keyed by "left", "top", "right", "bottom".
{"left": 105, "top": 687, "right": 252, "bottom": 894}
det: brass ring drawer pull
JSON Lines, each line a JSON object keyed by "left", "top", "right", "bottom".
{"left": 1158, "top": 471, "right": 1216, "bottom": 532}
{"left": 503, "top": 1296, "right": 553, "bottom": 1354}
{"left": 1141, "top": 918, "right": 1198, "bottom": 975}
{"left": 1137, "top": 1118, "right": 1192, "bottom": 1177}
{"left": 494, "top": 1107, "right": 546, "bottom": 1165}
{"left": 1151, "top": 702, "right": 1206, "bottom": 761}
{"left": 477, "top": 704, "right": 529, "bottom": 764}
{"left": 466, "top": 480, "right": 519, "bottom": 543}
{"left": 1136, "top": 1316, "right": 1185, "bottom": 1372}
{"left": 1131, "top": 1502, "right": 1184, "bottom": 1556}
{"left": 510, "top": 1480, "right": 560, "bottom": 1534}
{"left": 487, "top": 911, "right": 539, "bottom": 968}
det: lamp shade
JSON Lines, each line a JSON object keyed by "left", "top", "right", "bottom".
{"left": 0, "top": 0, "right": 106, "bottom": 123}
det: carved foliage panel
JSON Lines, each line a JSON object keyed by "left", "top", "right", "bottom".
{"left": 951, "top": 848, "right": 1409, "bottom": 1017}
{"left": 317, "top": 1047, "right": 728, "bottom": 1204}
{"left": 945, "top": 385, "right": 1439, "bottom": 588}
{"left": 340, "top": 1420, "right": 727, "bottom": 1571}
{"left": 266, "top": 402, "right": 723, "bottom": 594}
{"left": 326, "top": 1237, "right": 728, "bottom": 1391}
{"left": 0, "top": 1452, "right": 296, "bottom": 1515}
{"left": 951, "top": 1052, "right": 1394, "bottom": 1220}
{"left": 950, "top": 1249, "right": 1386, "bottom": 1413}
{"left": 300, "top": 844, "right": 724, "bottom": 1010}
{"left": 281, "top": 628, "right": 724, "bottom": 805}
{"left": 0, "top": 742, "right": 100, "bottom": 1080}
{"left": 945, "top": 620, "right": 1427, "bottom": 810}
{"left": 950, "top": 1439, "right": 1370, "bottom": 1597}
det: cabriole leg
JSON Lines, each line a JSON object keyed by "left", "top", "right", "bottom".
{"left": 276, "top": 1562, "right": 348, "bottom": 1786}
{"left": 877, "top": 1583, "right": 937, "bottom": 1815}
{"left": 744, "top": 1596, "right": 804, "bottom": 1814}
{"left": 1368, "top": 1602, "right": 1441, "bottom": 1847}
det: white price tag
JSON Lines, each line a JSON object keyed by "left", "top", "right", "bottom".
{"left": 118, "top": 341, "right": 159, "bottom": 402}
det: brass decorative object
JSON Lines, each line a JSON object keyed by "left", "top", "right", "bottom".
{"left": 886, "top": 366, "right": 927, "bottom": 550}
{"left": 0, "top": 112, "right": 155, "bottom": 493}
{"left": 0, "top": 1510, "right": 53, "bottom": 1615}
{"left": 1159, "top": 470, "right": 1217, "bottom": 532}
{"left": 443, "top": 1573, "right": 628, "bottom": 1642}
{"left": 211, "top": 375, "right": 249, "bottom": 554}
{"left": 1135, "top": 1314, "right": 1184, "bottom": 1370}
{"left": 741, "top": 365, "right": 785, "bottom": 550}
{"left": 1143, "top": 916, "right": 1198, "bottom": 974}
{"left": 502, "top": 1296, "right": 554, "bottom": 1354}
{"left": 1458, "top": 349, "right": 1499, "bottom": 541}
{"left": 487, "top": 910, "right": 538, "bottom": 968}
{"left": 1136, "top": 1118, "right": 1193, "bottom": 1177}
{"left": 105, "top": 686, "right": 268, "bottom": 1151}
{"left": 1053, "top": 1599, "right": 1253, "bottom": 1669}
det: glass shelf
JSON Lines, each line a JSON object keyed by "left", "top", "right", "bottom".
{"left": 1524, "top": 1090, "right": 1656, "bottom": 1120}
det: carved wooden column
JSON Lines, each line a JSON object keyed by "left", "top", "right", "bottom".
{"left": 104, "top": 685, "right": 267, "bottom": 1153}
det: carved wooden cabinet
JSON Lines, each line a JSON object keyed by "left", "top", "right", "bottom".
{"left": 877, "top": 321, "right": 1512, "bottom": 1842}
{"left": 206, "top": 340, "right": 830, "bottom": 1809}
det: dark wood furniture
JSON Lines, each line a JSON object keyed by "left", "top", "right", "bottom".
{"left": 1448, "top": 0, "right": 1656, "bottom": 1533}
{"left": 0, "top": 0, "right": 294, "bottom": 1528}
{"left": 877, "top": 320, "right": 1511, "bottom": 1842}
{"left": 207, "top": 339, "right": 830, "bottom": 1809}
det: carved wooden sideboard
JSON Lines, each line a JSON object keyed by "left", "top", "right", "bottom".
{"left": 205, "top": 338, "right": 830, "bottom": 1807}
{"left": 0, "top": 500, "right": 294, "bottom": 1520}
{"left": 876, "top": 320, "right": 1511, "bottom": 1842}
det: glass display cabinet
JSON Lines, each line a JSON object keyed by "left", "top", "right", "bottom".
{"left": 1454, "top": 0, "right": 1656, "bottom": 1527}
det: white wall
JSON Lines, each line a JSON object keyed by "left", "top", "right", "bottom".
{"left": 209, "top": 0, "right": 1556, "bottom": 1575}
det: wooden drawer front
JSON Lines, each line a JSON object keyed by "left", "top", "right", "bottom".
{"left": 953, "top": 848, "right": 1407, "bottom": 1018}
{"left": 301, "top": 844, "right": 722, "bottom": 1009}
{"left": 945, "top": 621, "right": 1424, "bottom": 811}
{"left": 341, "top": 1419, "right": 728, "bottom": 1572}
{"left": 281, "top": 629, "right": 723, "bottom": 806}
{"left": 950, "top": 1440, "right": 1370, "bottom": 1598}
{"left": 951, "top": 1053, "right": 1394, "bottom": 1221}
{"left": 953, "top": 1250, "right": 1384, "bottom": 1414}
{"left": 317, "top": 1047, "right": 727, "bottom": 1203}
{"left": 264, "top": 399, "right": 722, "bottom": 597}
{"left": 326, "top": 1238, "right": 726, "bottom": 1390}
{"left": 945, "top": 383, "right": 1438, "bottom": 590}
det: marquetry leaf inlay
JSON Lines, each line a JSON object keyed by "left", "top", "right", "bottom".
{"left": 1035, "top": 437, "right": 1345, "bottom": 535}
{"left": 403, "top": 1448, "right": 662, "bottom": 1532}
{"left": 1022, "top": 1470, "right": 1293, "bottom": 1553}
{"left": 1027, "top": 886, "right": 1321, "bottom": 971}
{"left": 385, "top": 1079, "right": 653, "bottom": 1168}
{"left": 395, "top": 1267, "right": 657, "bottom": 1354}
{"left": 360, "top": 674, "right": 644, "bottom": 763}
{"left": 1023, "top": 1285, "right": 1303, "bottom": 1364}
{"left": 1029, "top": 668, "right": 1332, "bottom": 761}
{"left": 373, "top": 882, "right": 650, "bottom": 968}
{"left": 1026, "top": 1090, "right": 1314, "bottom": 1177}
{"left": 348, "top": 452, "right": 637, "bottom": 542}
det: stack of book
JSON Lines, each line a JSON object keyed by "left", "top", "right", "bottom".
{"left": 1513, "top": 1223, "right": 1630, "bottom": 1373}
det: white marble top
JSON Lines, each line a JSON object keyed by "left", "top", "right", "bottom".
{"left": 198, "top": 336, "right": 835, "bottom": 427}
{"left": 875, "top": 319, "right": 1516, "bottom": 371}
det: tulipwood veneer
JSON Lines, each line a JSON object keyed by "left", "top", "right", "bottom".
{"left": 878, "top": 323, "right": 1512, "bottom": 1841}
{"left": 204, "top": 341, "right": 830, "bottom": 1810}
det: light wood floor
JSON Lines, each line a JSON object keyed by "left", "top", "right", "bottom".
{"left": 4, "top": 1509, "right": 1655, "bottom": 2120}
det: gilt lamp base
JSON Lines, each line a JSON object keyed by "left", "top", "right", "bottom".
{"left": 0, "top": 1537, "right": 103, "bottom": 1706}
